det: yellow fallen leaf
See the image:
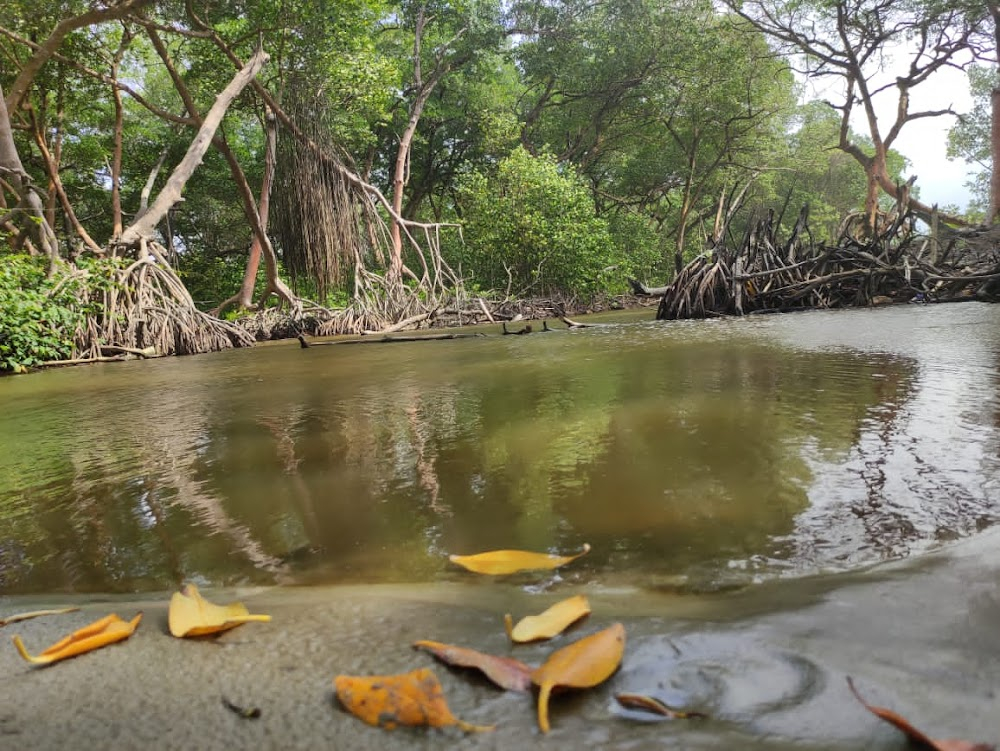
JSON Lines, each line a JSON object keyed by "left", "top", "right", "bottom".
{"left": 168, "top": 583, "right": 271, "bottom": 638}
{"left": 12, "top": 612, "right": 142, "bottom": 665}
{"left": 449, "top": 543, "right": 590, "bottom": 575}
{"left": 0, "top": 606, "right": 80, "bottom": 627}
{"left": 531, "top": 622, "right": 626, "bottom": 733}
{"left": 504, "top": 595, "right": 591, "bottom": 643}
{"left": 334, "top": 667, "right": 495, "bottom": 732}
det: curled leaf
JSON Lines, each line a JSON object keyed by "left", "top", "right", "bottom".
{"left": 504, "top": 595, "right": 591, "bottom": 643}
{"left": 413, "top": 640, "right": 533, "bottom": 692}
{"left": 12, "top": 612, "right": 142, "bottom": 665}
{"left": 334, "top": 667, "right": 494, "bottom": 732}
{"left": 0, "top": 606, "right": 80, "bottom": 627}
{"left": 531, "top": 622, "right": 626, "bottom": 733}
{"left": 615, "top": 693, "right": 707, "bottom": 720}
{"left": 222, "top": 697, "right": 262, "bottom": 719}
{"left": 449, "top": 543, "right": 590, "bottom": 575}
{"left": 847, "top": 677, "right": 994, "bottom": 751}
{"left": 168, "top": 583, "right": 271, "bottom": 638}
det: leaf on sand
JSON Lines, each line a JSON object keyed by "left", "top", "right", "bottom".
{"left": 449, "top": 543, "right": 590, "bottom": 575}
{"left": 615, "top": 693, "right": 707, "bottom": 720}
{"left": 413, "top": 640, "right": 533, "bottom": 692}
{"left": 334, "top": 667, "right": 495, "bottom": 732}
{"left": 847, "top": 677, "right": 994, "bottom": 751}
{"left": 168, "top": 583, "right": 271, "bottom": 638}
{"left": 504, "top": 595, "right": 591, "bottom": 643}
{"left": 0, "top": 607, "right": 80, "bottom": 627}
{"left": 12, "top": 612, "right": 142, "bottom": 665}
{"left": 531, "top": 622, "right": 626, "bottom": 733}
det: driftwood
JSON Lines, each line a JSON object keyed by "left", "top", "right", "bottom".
{"left": 298, "top": 332, "right": 486, "bottom": 347}
{"left": 656, "top": 199, "right": 1000, "bottom": 320}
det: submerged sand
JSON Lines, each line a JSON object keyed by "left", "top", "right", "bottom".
{"left": 1, "top": 528, "right": 999, "bottom": 750}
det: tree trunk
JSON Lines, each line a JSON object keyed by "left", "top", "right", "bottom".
{"left": 213, "top": 107, "right": 279, "bottom": 315}
{"left": 0, "top": 81, "right": 59, "bottom": 269}
{"left": 118, "top": 47, "right": 269, "bottom": 247}
{"left": 990, "top": 4, "right": 1000, "bottom": 224}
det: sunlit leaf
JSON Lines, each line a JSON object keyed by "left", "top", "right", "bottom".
{"left": 504, "top": 595, "right": 591, "bottom": 643}
{"left": 615, "top": 693, "right": 708, "bottom": 720}
{"left": 449, "top": 543, "right": 590, "bottom": 575}
{"left": 531, "top": 622, "right": 626, "bottom": 733}
{"left": 0, "top": 607, "right": 79, "bottom": 627}
{"left": 413, "top": 639, "right": 533, "bottom": 691}
{"left": 12, "top": 612, "right": 142, "bottom": 665}
{"left": 168, "top": 583, "right": 271, "bottom": 638}
{"left": 334, "top": 667, "right": 495, "bottom": 732}
{"left": 847, "top": 677, "right": 994, "bottom": 751}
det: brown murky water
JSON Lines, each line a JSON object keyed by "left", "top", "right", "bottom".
{"left": 2, "top": 302, "right": 999, "bottom": 595}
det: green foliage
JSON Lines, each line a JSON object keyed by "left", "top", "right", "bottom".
{"left": 948, "top": 65, "right": 993, "bottom": 220}
{"left": 452, "top": 147, "right": 627, "bottom": 296}
{"left": 0, "top": 256, "right": 108, "bottom": 372}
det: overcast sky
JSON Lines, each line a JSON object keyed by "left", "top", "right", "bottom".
{"left": 800, "top": 60, "right": 980, "bottom": 212}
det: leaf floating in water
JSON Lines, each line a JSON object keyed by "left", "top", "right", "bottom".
{"left": 531, "top": 622, "right": 626, "bottom": 733}
{"left": 0, "top": 607, "right": 80, "bottom": 627}
{"left": 449, "top": 543, "right": 590, "bottom": 575}
{"left": 615, "top": 693, "right": 707, "bottom": 720}
{"left": 168, "top": 583, "right": 271, "bottom": 638}
{"left": 222, "top": 696, "right": 262, "bottom": 719}
{"left": 334, "top": 667, "right": 495, "bottom": 732}
{"left": 12, "top": 612, "right": 142, "bottom": 666}
{"left": 504, "top": 595, "right": 591, "bottom": 643}
{"left": 847, "top": 677, "right": 994, "bottom": 751}
{"left": 413, "top": 640, "right": 533, "bottom": 692}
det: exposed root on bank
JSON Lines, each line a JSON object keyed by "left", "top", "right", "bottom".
{"left": 655, "top": 199, "right": 1000, "bottom": 320}
{"left": 70, "top": 243, "right": 255, "bottom": 361}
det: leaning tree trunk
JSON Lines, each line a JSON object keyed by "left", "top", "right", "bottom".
{"left": 119, "top": 47, "right": 269, "bottom": 247}
{"left": 214, "top": 107, "right": 277, "bottom": 316}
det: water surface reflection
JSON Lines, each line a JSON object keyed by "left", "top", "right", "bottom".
{"left": 1, "top": 303, "right": 998, "bottom": 593}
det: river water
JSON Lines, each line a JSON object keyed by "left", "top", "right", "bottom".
{"left": 1, "top": 302, "right": 999, "bottom": 595}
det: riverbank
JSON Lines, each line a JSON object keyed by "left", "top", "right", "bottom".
{"left": 2, "top": 527, "right": 998, "bottom": 750}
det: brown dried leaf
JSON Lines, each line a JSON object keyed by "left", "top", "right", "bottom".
{"left": 848, "top": 677, "right": 994, "bottom": 751}
{"left": 449, "top": 544, "right": 590, "bottom": 575}
{"left": 615, "top": 693, "right": 707, "bottom": 720}
{"left": 413, "top": 640, "right": 533, "bottom": 692}
{"left": 334, "top": 667, "right": 494, "bottom": 732}
{"left": 531, "top": 622, "right": 626, "bottom": 733}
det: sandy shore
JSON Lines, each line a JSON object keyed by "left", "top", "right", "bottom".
{"left": 2, "top": 529, "right": 999, "bottom": 750}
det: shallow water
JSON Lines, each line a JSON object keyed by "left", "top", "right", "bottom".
{"left": 1, "top": 302, "right": 999, "bottom": 595}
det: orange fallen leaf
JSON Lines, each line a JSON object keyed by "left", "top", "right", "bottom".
{"left": 615, "top": 693, "right": 707, "bottom": 720}
{"left": 413, "top": 639, "right": 533, "bottom": 692}
{"left": 504, "top": 595, "right": 591, "bottom": 643}
{"left": 334, "top": 667, "right": 494, "bottom": 732}
{"left": 449, "top": 543, "right": 590, "bottom": 575}
{"left": 531, "top": 622, "right": 626, "bottom": 733}
{"left": 168, "top": 583, "right": 271, "bottom": 638}
{"left": 12, "top": 612, "right": 142, "bottom": 665}
{"left": 847, "top": 677, "right": 994, "bottom": 751}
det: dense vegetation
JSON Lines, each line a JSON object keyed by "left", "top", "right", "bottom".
{"left": 0, "top": 0, "right": 994, "bottom": 371}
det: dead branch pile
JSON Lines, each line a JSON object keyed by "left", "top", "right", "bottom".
{"left": 656, "top": 202, "right": 1000, "bottom": 320}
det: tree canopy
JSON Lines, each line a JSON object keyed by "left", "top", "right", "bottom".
{"left": 0, "top": 0, "right": 992, "bottom": 369}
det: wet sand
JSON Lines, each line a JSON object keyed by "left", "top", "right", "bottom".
{"left": 2, "top": 528, "right": 999, "bottom": 750}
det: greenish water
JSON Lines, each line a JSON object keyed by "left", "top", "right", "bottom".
{"left": 2, "top": 303, "right": 999, "bottom": 595}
